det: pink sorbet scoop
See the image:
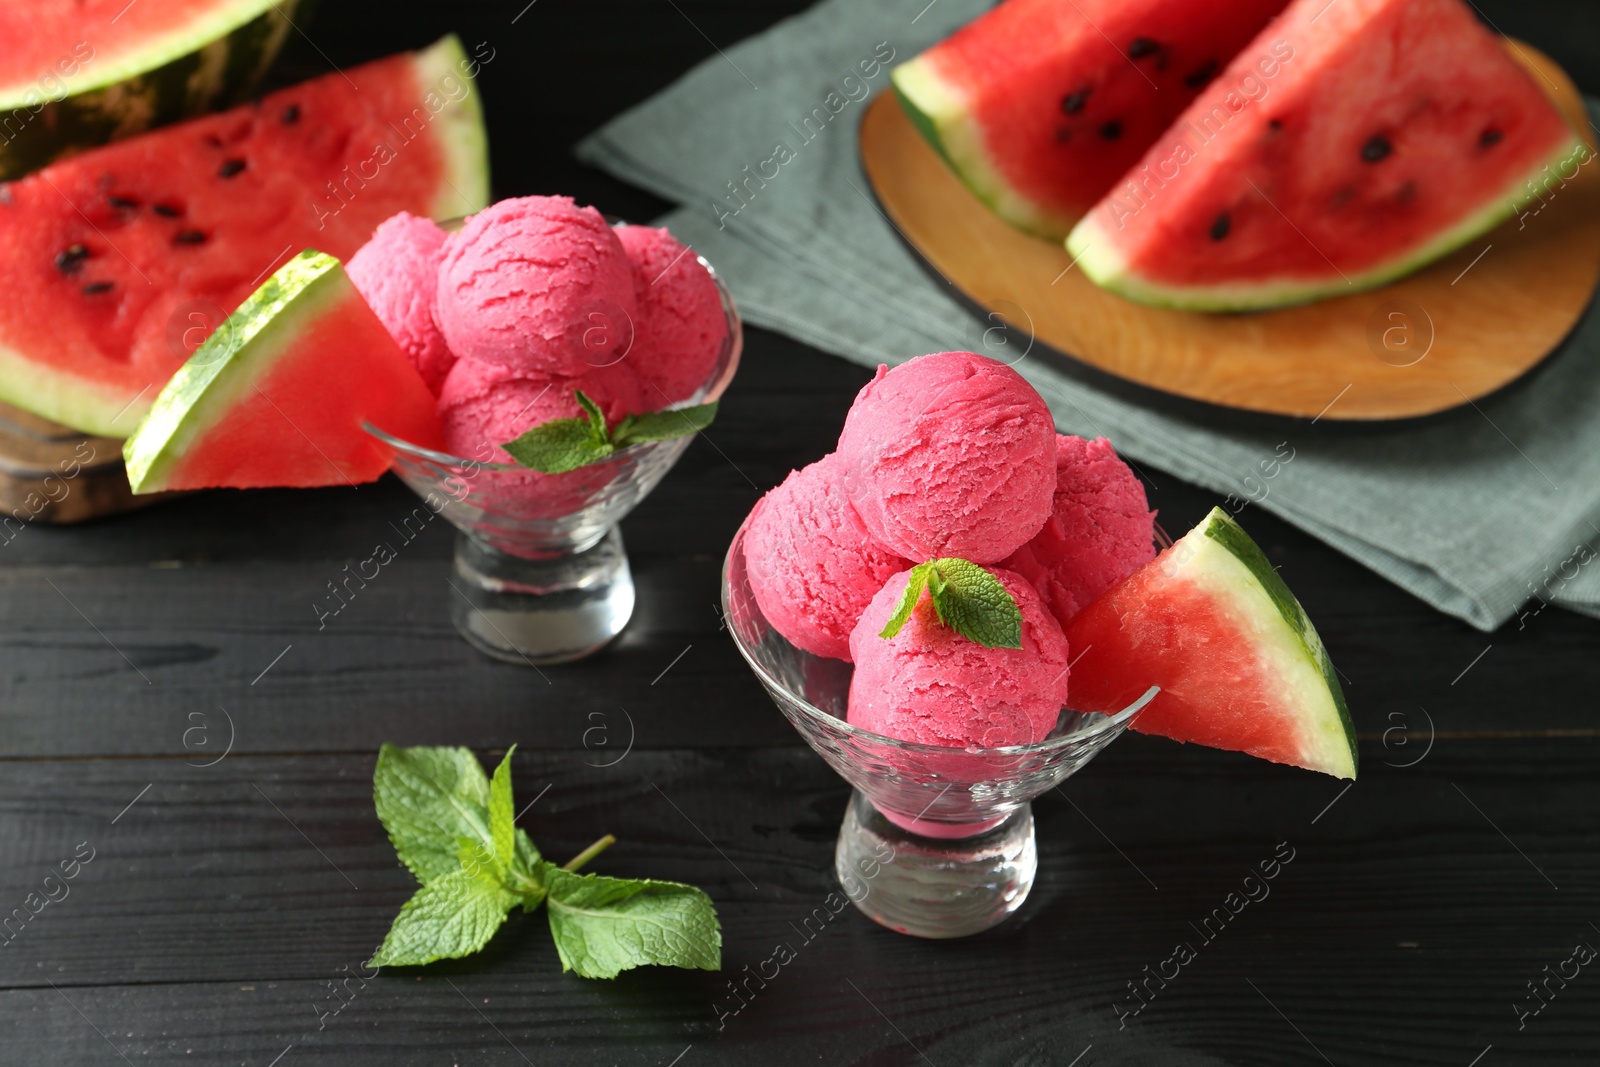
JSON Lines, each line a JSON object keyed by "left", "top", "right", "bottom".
{"left": 836, "top": 352, "right": 1057, "bottom": 564}
{"left": 614, "top": 225, "right": 728, "bottom": 406}
{"left": 743, "top": 453, "right": 910, "bottom": 662}
{"left": 1003, "top": 435, "right": 1156, "bottom": 630}
{"left": 847, "top": 566, "right": 1071, "bottom": 748}
{"left": 345, "top": 212, "right": 456, "bottom": 395}
{"left": 436, "top": 357, "right": 642, "bottom": 466}
{"left": 435, "top": 196, "right": 637, "bottom": 378}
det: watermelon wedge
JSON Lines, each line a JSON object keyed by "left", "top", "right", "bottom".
{"left": 1066, "top": 0, "right": 1587, "bottom": 310}
{"left": 1065, "top": 507, "right": 1356, "bottom": 779}
{"left": 0, "top": 34, "right": 489, "bottom": 438}
{"left": 0, "top": 0, "right": 300, "bottom": 180}
{"left": 123, "top": 250, "right": 443, "bottom": 492}
{"left": 891, "top": 0, "right": 1289, "bottom": 238}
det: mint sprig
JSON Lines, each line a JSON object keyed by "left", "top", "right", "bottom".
{"left": 878, "top": 558, "right": 1023, "bottom": 649}
{"left": 369, "top": 744, "right": 721, "bottom": 977}
{"left": 501, "top": 389, "right": 719, "bottom": 474}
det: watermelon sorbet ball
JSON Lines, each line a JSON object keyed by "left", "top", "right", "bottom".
{"left": 614, "top": 224, "right": 728, "bottom": 406}
{"left": 1003, "top": 435, "right": 1157, "bottom": 630}
{"left": 742, "top": 453, "right": 911, "bottom": 662}
{"left": 836, "top": 352, "right": 1057, "bottom": 564}
{"left": 435, "top": 196, "right": 637, "bottom": 379}
{"left": 345, "top": 212, "right": 457, "bottom": 395}
{"left": 847, "top": 567, "right": 1071, "bottom": 748}
{"left": 435, "top": 357, "right": 641, "bottom": 465}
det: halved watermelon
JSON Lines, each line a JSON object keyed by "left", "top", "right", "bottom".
{"left": 123, "top": 250, "right": 443, "bottom": 492}
{"left": 1065, "top": 507, "right": 1356, "bottom": 779}
{"left": 892, "top": 0, "right": 1289, "bottom": 238}
{"left": 0, "top": 34, "right": 489, "bottom": 438}
{"left": 1067, "top": 0, "right": 1586, "bottom": 310}
{"left": 0, "top": 0, "right": 301, "bottom": 180}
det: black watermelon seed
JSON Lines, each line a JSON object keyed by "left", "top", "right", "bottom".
{"left": 282, "top": 103, "right": 300, "bottom": 124}
{"left": 218, "top": 158, "right": 246, "bottom": 178}
{"left": 1268, "top": 119, "right": 1283, "bottom": 132}
{"left": 1055, "top": 127, "right": 1073, "bottom": 144}
{"left": 1361, "top": 135, "right": 1392, "bottom": 162}
{"left": 152, "top": 203, "right": 181, "bottom": 218}
{"left": 108, "top": 195, "right": 139, "bottom": 210}
{"left": 1480, "top": 128, "right": 1503, "bottom": 148}
{"left": 1099, "top": 120, "right": 1123, "bottom": 141}
{"left": 174, "top": 230, "right": 207, "bottom": 245}
{"left": 1184, "top": 59, "right": 1218, "bottom": 88}
{"left": 1128, "top": 37, "right": 1160, "bottom": 59}
{"left": 1061, "top": 87, "right": 1091, "bottom": 114}
{"left": 1210, "top": 213, "right": 1231, "bottom": 241}
{"left": 82, "top": 282, "right": 114, "bottom": 295}
{"left": 55, "top": 244, "right": 89, "bottom": 273}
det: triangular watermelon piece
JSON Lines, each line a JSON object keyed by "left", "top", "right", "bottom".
{"left": 123, "top": 251, "right": 443, "bottom": 492}
{"left": 892, "top": 0, "right": 1290, "bottom": 238}
{"left": 0, "top": 34, "right": 488, "bottom": 437}
{"left": 1065, "top": 507, "right": 1357, "bottom": 778}
{"left": 1067, "top": 0, "right": 1586, "bottom": 309}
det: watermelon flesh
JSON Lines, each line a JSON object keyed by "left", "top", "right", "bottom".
{"left": 1067, "top": 0, "right": 1585, "bottom": 310}
{"left": 123, "top": 251, "right": 444, "bottom": 492}
{"left": 1065, "top": 507, "right": 1357, "bottom": 779}
{"left": 0, "top": 0, "right": 300, "bottom": 180}
{"left": 892, "top": 0, "right": 1289, "bottom": 238}
{"left": 0, "top": 34, "right": 489, "bottom": 438}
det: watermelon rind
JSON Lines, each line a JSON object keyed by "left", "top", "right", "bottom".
{"left": 123, "top": 250, "right": 346, "bottom": 493}
{"left": 1167, "top": 506, "right": 1357, "bottom": 778}
{"left": 409, "top": 35, "right": 491, "bottom": 221}
{"left": 1066, "top": 135, "right": 1589, "bottom": 311}
{"left": 891, "top": 57, "right": 1076, "bottom": 240}
{"left": 0, "top": 0, "right": 301, "bottom": 181}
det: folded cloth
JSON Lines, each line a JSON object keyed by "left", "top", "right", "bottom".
{"left": 579, "top": 0, "right": 1600, "bottom": 631}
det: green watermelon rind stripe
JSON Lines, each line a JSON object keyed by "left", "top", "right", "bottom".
{"left": 1186, "top": 506, "right": 1357, "bottom": 778}
{"left": 889, "top": 56, "right": 1076, "bottom": 240}
{"left": 0, "top": 0, "right": 300, "bottom": 181}
{"left": 408, "top": 35, "right": 491, "bottom": 220}
{"left": 123, "top": 250, "right": 344, "bottom": 492}
{"left": 1067, "top": 135, "right": 1590, "bottom": 310}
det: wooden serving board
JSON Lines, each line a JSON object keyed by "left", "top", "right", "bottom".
{"left": 860, "top": 41, "right": 1600, "bottom": 421}
{"left": 0, "top": 401, "right": 168, "bottom": 524}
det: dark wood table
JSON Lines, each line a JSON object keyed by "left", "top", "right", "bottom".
{"left": 5, "top": 3, "right": 1600, "bottom": 1064}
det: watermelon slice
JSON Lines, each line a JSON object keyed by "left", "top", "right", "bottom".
{"left": 123, "top": 250, "right": 443, "bottom": 492}
{"left": 1067, "top": 0, "right": 1587, "bottom": 310}
{"left": 1065, "top": 507, "right": 1356, "bottom": 779}
{"left": 891, "top": 0, "right": 1289, "bottom": 238}
{"left": 0, "top": 34, "right": 489, "bottom": 438}
{"left": 0, "top": 0, "right": 300, "bottom": 180}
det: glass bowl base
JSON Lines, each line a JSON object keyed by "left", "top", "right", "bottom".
{"left": 450, "top": 527, "right": 635, "bottom": 665}
{"left": 835, "top": 790, "right": 1037, "bottom": 939}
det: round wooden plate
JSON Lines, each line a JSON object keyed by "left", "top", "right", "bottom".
{"left": 860, "top": 41, "right": 1600, "bottom": 420}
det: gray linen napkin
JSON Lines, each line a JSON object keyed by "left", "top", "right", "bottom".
{"left": 579, "top": 0, "right": 1600, "bottom": 631}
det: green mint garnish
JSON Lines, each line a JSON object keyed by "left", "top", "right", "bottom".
{"left": 879, "top": 558, "right": 1023, "bottom": 650}
{"left": 501, "top": 389, "right": 719, "bottom": 474}
{"left": 369, "top": 744, "right": 721, "bottom": 977}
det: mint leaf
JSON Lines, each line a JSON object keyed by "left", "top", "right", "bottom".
{"left": 502, "top": 417, "right": 616, "bottom": 474}
{"left": 541, "top": 866, "right": 721, "bottom": 979}
{"left": 611, "top": 401, "right": 719, "bottom": 448}
{"left": 573, "top": 389, "right": 609, "bottom": 444}
{"left": 373, "top": 744, "right": 496, "bottom": 884}
{"left": 878, "top": 562, "right": 933, "bottom": 640}
{"left": 488, "top": 746, "right": 516, "bottom": 874}
{"left": 368, "top": 865, "right": 519, "bottom": 967}
{"left": 926, "top": 558, "right": 1023, "bottom": 649}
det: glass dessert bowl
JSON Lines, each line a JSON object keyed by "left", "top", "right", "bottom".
{"left": 722, "top": 521, "right": 1155, "bottom": 939}
{"left": 367, "top": 257, "right": 742, "bottom": 666}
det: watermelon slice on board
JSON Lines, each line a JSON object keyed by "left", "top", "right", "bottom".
{"left": 123, "top": 250, "right": 444, "bottom": 492}
{"left": 0, "top": 0, "right": 302, "bottom": 180}
{"left": 1065, "top": 507, "right": 1357, "bottom": 779}
{"left": 0, "top": 34, "right": 489, "bottom": 439}
{"left": 1067, "top": 0, "right": 1588, "bottom": 310}
{"left": 891, "top": 0, "right": 1290, "bottom": 239}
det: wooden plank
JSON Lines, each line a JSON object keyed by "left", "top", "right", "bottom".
{"left": 0, "top": 740, "right": 1596, "bottom": 1062}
